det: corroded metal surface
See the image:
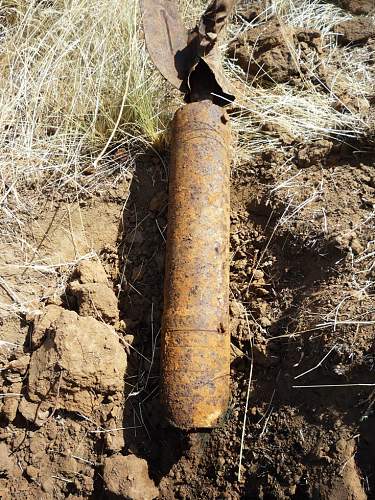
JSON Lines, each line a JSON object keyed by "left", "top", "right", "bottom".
{"left": 141, "top": 0, "right": 235, "bottom": 102}
{"left": 161, "top": 100, "right": 231, "bottom": 429}
{"left": 141, "top": 0, "right": 188, "bottom": 91}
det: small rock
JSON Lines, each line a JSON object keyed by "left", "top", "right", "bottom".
{"left": 252, "top": 269, "right": 264, "bottom": 280}
{"left": 3, "top": 372, "right": 22, "bottom": 384}
{"left": 230, "top": 343, "right": 245, "bottom": 361}
{"left": 260, "top": 317, "right": 272, "bottom": 327}
{"left": 0, "top": 442, "right": 13, "bottom": 477}
{"left": 46, "top": 294, "right": 63, "bottom": 307}
{"left": 340, "top": 0, "right": 375, "bottom": 15}
{"left": 105, "top": 428, "right": 125, "bottom": 453}
{"left": 230, "top": 300, "right": 245, "bottom": 318}
{"left": 68, "top": 281, "right": 119, "bottom": 324}
{"left": 7, "top": 354, "right": 30, "bottom": 374}
{"left": 252, "top": 276, "right": 266, "bottom": 287}
{"left": 350, "top": 237, "right": 364, "bottom": 255}
{"left": 231, "top": 233, "right": 241, "bottom": 246}
{"left": 103, "top": 455, "right": 158, "bottom": 500}
{"left": 288, "top": 485, "right": 297, "bottom": 496}
{"left": 1, "top": 382, "right": 22, "bottom": 422}
{"left": 123, "top": 334, "right": 135, "bottom": 345}
{"left": 123, "top": 334, "right": 135, "bottom": 356}
{"left": 60, "top": 455, "right": 77, "bottom": 477}
{"left": 32, "top": 304, "right": 64, "bottom": 349}
{"left": 26, "top": 465, "right": 39, "bottom": 481}
{"left": 297, "top": 140, "right": 333, "bottom": 167}
{"left": 73, "top": 260, "right": 108, "bottom": 284}
{"left": 233, "top": 259, "right": 247, "bottom": 271}
{"left": 75, "top": 475, "right": 94, "bottom": 494}
{"left": 18, "top": 398, "right": 50, "bottom": 427}
{"left": 41, "top": 477, "right": 54, "bottom": 493}
{"left": 335, "top": 17, "right": 375, "bottom": 46}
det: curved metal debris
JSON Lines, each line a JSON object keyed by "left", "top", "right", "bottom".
{"left": 141, "top": 0, "right": 188, "bottom": 91}
{"left": 141, "top": 0, "right": 236, "bottom": 102}
{"left": 197, "top": 0, "right": 237, "bottom": 53}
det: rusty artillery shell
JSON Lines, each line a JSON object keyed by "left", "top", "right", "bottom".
{"left": 161, "top": 100, "right": 231, "bottom": 429}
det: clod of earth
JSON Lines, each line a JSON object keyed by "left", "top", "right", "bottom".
{"left": 71, "top": 259, "right": 109, "bottom": 284}
{"left": 317, "top": 439, "right": 367, "bottom": 500}
{"left": 18, "top": 397, "right": 50, "bottom": 427}
{"left": 297, "top": 140, "right": 333, "bottom": 168}
{"left": 335, "top": 16, "right": 375, "bottom": 46}
{"left": 103, "top": 454, "right": 159, "bottom": 500}
{"left": 228, "top": 19, "right": 324, "bottom": 83}
{"left": 27, "top": 306, "right": 127, "bottom": 414}
{"left": 340, "top": 0, "right": 375, "bottom": 15}
{"left": 31, "top": 303, "right": 65, "bottom": 349}
{"left": 67, "top": 259, "right": 119, "bottom": 324}
{"left": 1, "top": 381, "right": 22, "bottom": 423}
{"left": 0, "top": 443, "right": 14, "bottom": 479}
{"left": 68, "top": 281, "right": 119, "bottom": 324}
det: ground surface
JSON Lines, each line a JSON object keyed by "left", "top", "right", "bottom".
{"left": 0, "top": 1, "right": 375, "bottom": 499}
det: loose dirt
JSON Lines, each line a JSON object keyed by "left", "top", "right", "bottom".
{"left": 1, "top": 4, "right": 374, "bottom": 500}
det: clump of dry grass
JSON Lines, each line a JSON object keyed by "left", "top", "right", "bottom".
{"left": 0, "top": 0, "right": 169, "bottom": 214}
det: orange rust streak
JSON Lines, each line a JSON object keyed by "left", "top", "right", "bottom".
{"left": 161, "top": 100, "right": 231, "bottom": 429}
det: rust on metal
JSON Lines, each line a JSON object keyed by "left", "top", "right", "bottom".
{"left": 196, "top": 0, "right": 237, "bottom": 53}
{"left": 161, "top": 100, "right": 232, "bottom": 429}
{"left": 141, "top": 0, "right": 235, "bottom": 103}
{"left": 141, "top": 0, "right": 237, "bottom": 429}
{"left": 141, "top": 0, "right": 188, "bottom": 91}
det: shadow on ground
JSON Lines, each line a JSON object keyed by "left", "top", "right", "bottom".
{"left": 115, "top": 151, "right": 187, "bottom": 483}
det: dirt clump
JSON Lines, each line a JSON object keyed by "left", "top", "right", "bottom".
{"left": 27, "top": 307, "right": 126, "bottom": 414}
{"left": 72, "top": 259, "right": 110, "bottom": 284}
{"left": 317, "top": 438, "right": 367, "bottom": 500}
{"left": 103, "top": 454, "right": 159, "bottom": 500}
{"left": 31, "top": 303, "right": 65, "bottom": 349}
{"left": 296, "top": 139, "right": 333, "bottom": 168}
{"left": 229, "top": 18, "right": 324, "bottom": 82}
{"left": 0, "top": 442, "right": 14, "bottom": 478}
{"left": 18, "top": 397, "right": 50, "bottom": 427}
{"left": 237, "top": 0, "right": 268, "bottom": 22}
{"left": 340, "top": 0, "right": 375, "bottom": 15}
{"left": 0, "top": 352, "right": 29, "bottom": 422}
{"left": 67, "top": 260, "right": 119, "bottom": 324}
{"left": 335, "top": 16, "right": 375, "bottom": 46}
{"left": 68, "top": 281, "right": 119, "bottom": 323}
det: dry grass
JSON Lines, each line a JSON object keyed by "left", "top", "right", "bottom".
{"left": 0, "top": 0, "right": 169, "bottom": 213}
{"left": 0, "top": 0, "right": 173, "bottom": 313}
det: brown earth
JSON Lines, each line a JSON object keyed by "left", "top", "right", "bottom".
{"left": 1, "top": 6, "right": 375, "bottom": 500}
{"left": 228, "top": 18, "right": 324, "bottom": 83}
{"left": 340, "top": 0, "right": 375, "bottom": 15}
